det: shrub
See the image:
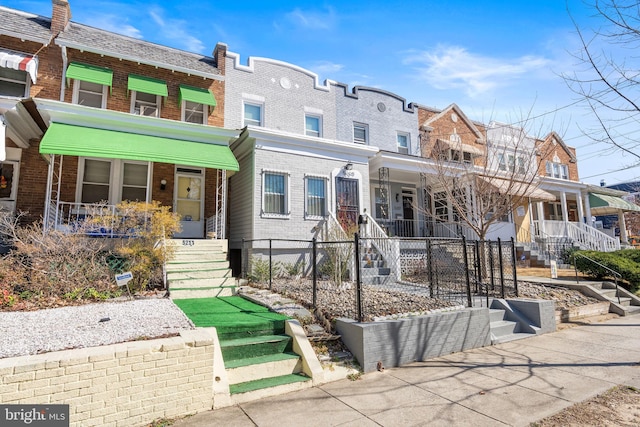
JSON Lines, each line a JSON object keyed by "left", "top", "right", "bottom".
{"left": 248, "top": 256, "right": 272, "bottom": 283}
{"left": 572, "top": 249, "right": 640, "bottom": 292}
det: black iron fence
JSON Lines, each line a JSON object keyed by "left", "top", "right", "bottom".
{"left": 241, "top": 235, "right": 518, "bottom": 322}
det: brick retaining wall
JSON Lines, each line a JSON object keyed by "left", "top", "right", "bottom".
{"left": 0, "top": 329, "right": 216, "bottom": 427}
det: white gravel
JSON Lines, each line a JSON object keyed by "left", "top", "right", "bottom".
{"left": 0, "top": 298, "right": 195, "bottom": 359}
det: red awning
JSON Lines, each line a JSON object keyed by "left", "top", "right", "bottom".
{"left": 0, "top": 48, "right": 38, "bottom": 84}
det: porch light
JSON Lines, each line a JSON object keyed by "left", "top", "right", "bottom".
{"left": 160, "top": 179, "right": 167, "bottom": 190}
{"left": 345, "top": 162, "right": 353, "bottom": 170}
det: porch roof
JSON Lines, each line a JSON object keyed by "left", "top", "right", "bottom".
{"left": 40, "top": 122, "right": 239, "bottom": 171}
{"left": 478, "top": 176, "right": 555, "bottom": 202}
{"left": 589, "top": 193, "right": 640, "bottom": 215}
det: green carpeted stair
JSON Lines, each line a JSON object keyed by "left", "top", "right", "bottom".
{"left": 173, "top": 296, "right": 311, "bottom": 401}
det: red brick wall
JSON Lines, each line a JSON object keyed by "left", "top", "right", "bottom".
{"left": 537, "top": 135, "right": 580, "bottom": 181}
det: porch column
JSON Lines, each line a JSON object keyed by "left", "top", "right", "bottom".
{"left": 619, "top": 210, "right": 628, "bottom": 244}
{"left": 584, "top": 193, "right": 593, "bottom": 226}
{"left": 560, "top": 191, "right": 568, "bottom": 222}
{"left": 576, "top": 191, "right": 584, "bottom": 224}
{"left": 536, "top": 201, "right": 545, "bottom": 237}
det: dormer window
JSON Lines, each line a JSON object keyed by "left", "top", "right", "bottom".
{"left": 67, "top": 62, "right": 113, "bottom": 109}
{"left": 128, "top": 74, "right": 167, "bottom": 118}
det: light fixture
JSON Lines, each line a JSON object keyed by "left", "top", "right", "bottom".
{"left": 345, "top": 162, "right": 353, "bottom": 170}
{"left": 395, "top": 193, "right": 400, "bottom": 202}
{"left": 160, "top": 179, "right": 167, "bottom": 190}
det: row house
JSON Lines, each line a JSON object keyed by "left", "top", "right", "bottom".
{"left": 0, "top": 1, "right": 239, "bottom": 239}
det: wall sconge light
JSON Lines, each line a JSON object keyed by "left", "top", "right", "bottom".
{"left": 345, "top": 162, "right": 353, "bottom": 171}
{"left": 395, "top": 193, "right": 400, "bottom": 202}
{"left": 160, "top": 179, "right": 167, "bottom": 190}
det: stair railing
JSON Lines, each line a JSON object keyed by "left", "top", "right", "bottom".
{"left": 573, "top": 252, "right": 621, "bottom": 304}
{"left": 364, "top": 213, "right": 400, "bottom": 280}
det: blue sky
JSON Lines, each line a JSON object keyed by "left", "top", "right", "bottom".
{"left": 6, "top": 0, "right": 639, "bottom": 186}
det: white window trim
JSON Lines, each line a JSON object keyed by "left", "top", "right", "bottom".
{"left": 372, "top": 185, "right": 390, "bottom": 220}
{"left": 130, "top": 90, "right": 161, "bottom": 117}
{"left": 353, "top": 122, "right": 368, "bottom": 144}
{"left": 181, "top": 100, "right": 208, "bottom": 125}
{"left": 243, "top": 101, "right": 264, "bottom": 127}
{"left": 304, "top": 174, "right": 328, "bottom": 219}
{"left": 304, "top": 114, "right": 322, "bottom": 138}
{"left": 397, "top": 131, "right": 410, "bottom": 154}
{"left": 72, "top": 79, "right": 108, "bottom": 109}
{"left": 76, "top": 157, "right": 151, "bottom": 204}
{"left": 261, "top": 169, "right": 290, "bottom": 219}
{"left": 0, "top": 68, "right": 30, "bottom": 98}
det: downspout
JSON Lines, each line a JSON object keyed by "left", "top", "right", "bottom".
{"left": 59, "top": 46, "right": 67, "bottom": 101}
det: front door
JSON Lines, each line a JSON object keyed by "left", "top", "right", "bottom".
{"left": 174, "top": 167, "right": 204, "bottom": 238}
{"left": 336, "top": 177, "right": 359, "bottom": 232}
{"left": 400, "top": 194, "right": 415, "bottom": 237}
{"left": 0, "top": 160, "right": 19, "bottom": 214}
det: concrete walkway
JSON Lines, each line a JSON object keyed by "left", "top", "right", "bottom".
{"left": 174, "top": 314, "right": 640, "bottom": 427}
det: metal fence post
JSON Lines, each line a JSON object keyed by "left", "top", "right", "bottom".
{"left": 511, "top": 237, "right": 518, "bottom": 297}
{"left": 269, "top": 239, "right": 273, "bottom": 290}
{"left": 462, "top": 235, "right": 472, "bottom": 308}
{"left": 312, "top": 237, "right": 317, "bottom": 309}
{"left": 474, "top": 240, "right": 481, "bottom": 294}
{"left": 498, "top": 237, "right": 505, "bottom": 299}
{"left": 242, "top": 238, "right": 246, "bottom": 279}
{"left": 354, "top": 233, "right": 363, "bottom": 322}
{"left": 426, "top": 238, "right": 434, "bottom": 298}
{"left": 488, "top": 241, "right": 495, "bottom": 293}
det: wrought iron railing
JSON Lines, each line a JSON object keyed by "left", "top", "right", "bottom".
{"left": 573, "top": 252, "right": 621, "bottom": 304}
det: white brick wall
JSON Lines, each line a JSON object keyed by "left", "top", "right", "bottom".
{"left": 0, "top": 330, "right": 216, "bottom": 427}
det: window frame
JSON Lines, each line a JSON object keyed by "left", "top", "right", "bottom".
{"left": 353, "top": 122, "right": 368, "bottom": 144}
{"left": 181, "top": 100, "right": 207, "bottom": 125}
{"left": 261, "top": 169, "right": 290, "bottom": 218}
{"left": 77, "top": 157, "right": 151, "bottom": 204}
{"left": 72, "top": 79, "right": 108, "bottom": 109}
{"left": 305, "top": 114, "right": 322, "bottom": 137}
{"left": 130, "top": 90, "right": 161, "bottom": 117}
{"left": 243, "top": 101, "right": 263, "bottom": 127}
{"left": 0, "top": 67, "right": 30, "bottom": 98}
{"left": 397, "top": 132, "right": 410, "bottom": 154}
{"left": 374, "top": 186, "right": 390, "bottom": 220}
{"left": 304, "top": 175, "right": 328, "bottom": 219}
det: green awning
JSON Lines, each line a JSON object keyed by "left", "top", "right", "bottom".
{"left": 589, "top": 193, "right": 640, "bottom": 215}
{"left": 179, "top": 85, "right": 217, "bottom": 107}
{"left": 127, "top": 74, "right": 168, "bottom": 97}
{"left": 40, "top": 123, "right": 239, "bottom": 171}
{"left": 66, "top": 62, "right": 113, "bottom": 87}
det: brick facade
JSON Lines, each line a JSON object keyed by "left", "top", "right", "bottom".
{"left": 537, "top": 133, "right": 580, "bottom": 181}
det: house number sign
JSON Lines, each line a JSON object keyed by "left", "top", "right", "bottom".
{"left": 182, "top": 240, "right": 195, "bottom": 246}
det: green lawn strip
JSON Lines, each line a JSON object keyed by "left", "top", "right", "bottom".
{"left": 229, "top": 374, "right": 310, "bottom": 395}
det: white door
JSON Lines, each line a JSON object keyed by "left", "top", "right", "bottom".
{"left": 173, "top": 167, "right": 205, "bottom": 238}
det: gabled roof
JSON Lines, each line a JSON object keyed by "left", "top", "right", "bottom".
{"left": 540, "top": 131, "right": 576, "bottom": 163}
{"left": 0, "top": 6, "right": 52, "bottom": 44}
{"left": 421, "top": 103, "right": 485, "bottom": 143}
{"left": 55, "top": 22, "right": 221, "bottom": 80}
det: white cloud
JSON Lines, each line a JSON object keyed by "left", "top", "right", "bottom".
{"left": 148, "top": 7, "right": 205, "bottom": 53}
{"left": 84, "top": 15, "right": 142, "bottom": 39}
{"left": 308, "top": 61, "right": 344, "bottom": 75}
{"left": 404, "top": 45, "right": 551, "bottom": 98}
{"left": 285, "top": 7, "right": 336, "bottom": 30}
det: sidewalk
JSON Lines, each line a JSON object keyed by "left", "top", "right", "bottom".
{"left": 174, "top": 314, "right": 640, "bottom": 427}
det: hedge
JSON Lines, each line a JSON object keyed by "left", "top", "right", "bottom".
{"left": 572, "top": 249, "right": 640, "bottom": 293}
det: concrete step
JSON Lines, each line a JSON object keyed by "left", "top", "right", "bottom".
{"left": 221, "top": 335, "right": 292, "bottom": 362}
{"left": 229, "top": 374, "right": 311, "bottom": 404}
{"left": 169, "top": 288, "right": 235, "bottom": 299}
{"left": 166, "top": 268, "right": 232, "bottom": 280}
{"left": 492, "top": 332, "right": 534, "bottom": 345}
{"left": 490, "top": 320, "right": 518, "bottom": 337}
{"left": 623, "top": 305, "right": 640, "bottom": 315}
{"left": 166, "top": 259, "right": 229, "bottom": 270}
{"left": 167, "top": 240, "right": 228, "bottom": 252}
{"left": 169, "top": 277, "right": 236, "bottom": 289}
{"left": 609, "top": 296, "right": 632, "bottom": 307}
{"left": 599, "top": 289, "right": 617, "bottom": 299}
{"left": 226, "top": 353, "right": 301, "bottom": 384}
{"left": 489, "top": 308, "right": 506, "bottom": 323}
{"left": 171, "top": 252, "right": 228, "bottom": 261}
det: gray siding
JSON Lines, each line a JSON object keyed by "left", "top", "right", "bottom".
{"left": 228, "top": 151, "right": 255, "bottom": 249}
{"left": 334, "top": 86, "right": 419, "bottom": 154}
{"left": 225, "top": 54, "right": 337, "bottom": 138}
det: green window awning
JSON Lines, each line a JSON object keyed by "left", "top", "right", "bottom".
{"left": 66, "top": 62, "right": 113, "bottom": 88}
{"left": 127, "top": 74, "right": 168, "bottom": 97}
{"left": 589, "top": 193, "right": 640, "bottom": 215}
{"left": 39, "top": 123, "right": 239, "bottom": 171}
{"left": 179, "top": 85, "right": 217, "bottom": 107}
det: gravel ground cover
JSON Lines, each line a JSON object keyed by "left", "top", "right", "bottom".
{"left": 0, "top": 298, "right": 194, "bottom": 359}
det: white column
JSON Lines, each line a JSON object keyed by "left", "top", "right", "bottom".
{"left": 537, "top": 201, "right": 545, "bottom": 237}
{"left": 584, "top": 193, "right": 593, "bottom": 226}
{"left": 619, "top": 210, "right": 628, "bottom": 244}
{"left": 576, "top": 192, "right": 584, "bottom": 224}
{"left": 560, "top": 191, "right": 568, "bottom": 222}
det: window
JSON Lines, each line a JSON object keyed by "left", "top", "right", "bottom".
{"left": 498, "top": 154, "right": 507, "bottom": 171}
{"left": 0, "top": 67, "right": 28, "bottom": 97}
{"left": 397, "top": 133, "right": 409, "bottom": 154}
{"left": 434, "top": 191, "right": 448, "bottom": 222}
{"left": 244, "top": 102, "right": 263, "bottom": 126}
{"left": 546, "top": 161, "right": 569, "bottom": 179}
{"left": 73, "top": 80, "right": 106, "bottom": 108}
{"left": 305, "top": 115, "right": 321, "bottom": 137}
{"left": 183, "top": 101, "right": 206, "bottom": 124}
{"left": 263, "top": 171, "right": 288, "bottom": 216}
{"left": 132, "top": 91, "right": 160, "bottom": 117}
{"left": 463, "top": 152, "right": 472, "bottom": 164}
{"left": 353, "top": 123, "right": 368, "bottom": 144}
{"left": 79, "top": 159, "right": 149, "bottom": 204}
{"left": 305, "top": 176, "right": 326, "bottom": 218}
{"left": 374, "top": 187, "right": 389, "bottom": 219}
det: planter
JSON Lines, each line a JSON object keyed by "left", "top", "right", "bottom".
{"left": 556, "top": 301, "right": 610, "bottom": 323}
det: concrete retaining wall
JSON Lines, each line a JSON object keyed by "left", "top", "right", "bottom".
{"left": 556, "top": 301, "right": 610, "bottom": 323}
{"left": 0, "top": 329, "right": 216, "bottom": 427}
{"left": 335, "top": 308, "right": 491, "bottom": 373}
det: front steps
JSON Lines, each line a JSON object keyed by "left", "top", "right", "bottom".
{"left": 589, "top": 281, "right": 640, "bottom": 316}
{"left": 489, "top": 308, "right": 535, "bottom": 344}
{"left": 166, "top": 239, "right": 236, "bottom": 299}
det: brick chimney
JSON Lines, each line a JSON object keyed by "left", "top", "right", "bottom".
{"left": 51, "top": 0, "right": 71, "bottom": 36}
{"left": 213, "top": 43, "right": 227, "bottom": 75}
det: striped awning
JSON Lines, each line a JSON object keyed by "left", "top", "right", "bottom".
{"left": 0, "top": 48, "right": 38, "bottom": 83}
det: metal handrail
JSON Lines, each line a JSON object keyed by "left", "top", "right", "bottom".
{"left": 573, "top": 252, "right": 622, "bottom": 304}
